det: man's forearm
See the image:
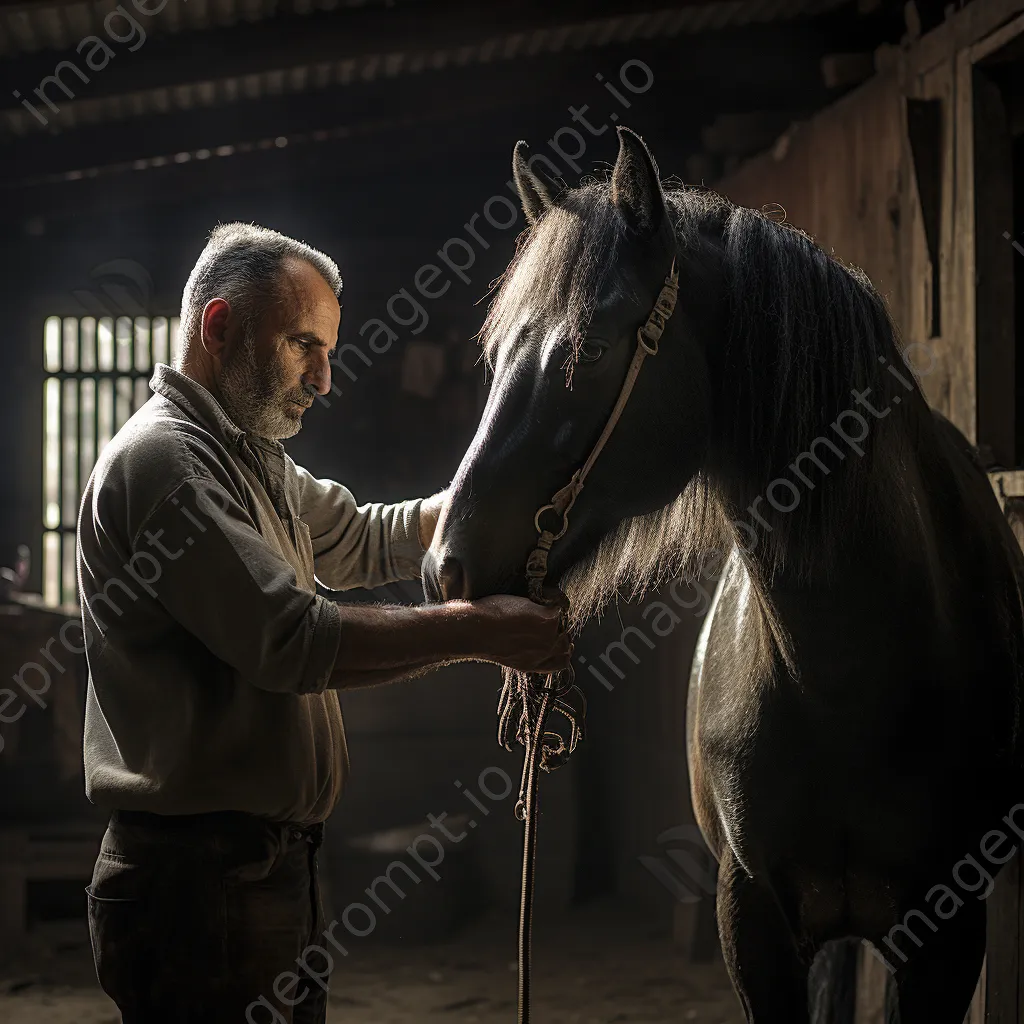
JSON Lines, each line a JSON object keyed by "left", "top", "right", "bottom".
{"left": 326, "top": 591, "right": 571, "bottom": 690}
{"left": 328, "top": 600, "right": 479, "bottom": 691}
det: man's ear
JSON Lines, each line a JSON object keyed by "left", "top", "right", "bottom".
{"left": 512, "top": 140, "right": 562, "bottom": 226}
{"left": 201, "top": 297, "right": 231, "bottom": 360}
{"left": 610, "top": 126, "right": 667, "bottom": 239}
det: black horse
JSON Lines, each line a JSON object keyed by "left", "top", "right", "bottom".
{"left": 422, "top": 127, "right": 1024, "bottom": 1023}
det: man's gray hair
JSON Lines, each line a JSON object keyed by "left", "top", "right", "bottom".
{"left": 179, "top": 223, "right": 342, "bottom": 359}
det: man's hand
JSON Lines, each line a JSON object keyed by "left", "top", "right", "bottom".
{"left": 466, "top": 595, "right": 572, "bottom": 674}
{"left": 330, "top": 592, "right": 572, "bottom": 690}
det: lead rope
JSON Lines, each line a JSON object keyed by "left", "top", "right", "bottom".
{"left": 498, "top": 257, "right": 680, "bottom": 1024}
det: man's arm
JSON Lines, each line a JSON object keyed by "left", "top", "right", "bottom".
{"left": 132, "top": 472, "right": 568, "bottom": 696}
{"left": 328, "top": 594, "right": 569, "bottom": 690}
{"left": 293, "top": 465, "right": 428, "bottom": 590}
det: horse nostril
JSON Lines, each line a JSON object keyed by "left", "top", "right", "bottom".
{"left": 438, "top": 556, "right": 466, "bottom": 601}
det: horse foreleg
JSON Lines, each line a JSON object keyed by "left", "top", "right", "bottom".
{"left": 716, "top": 848, "right": 811, "bottom": 1024}
{"left": 883, "top": 899, "right": 986, "bottom": 1024}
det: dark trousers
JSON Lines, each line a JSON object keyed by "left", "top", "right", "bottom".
{"left": 87, "top": 809, "right": 331, "bottom": 1023}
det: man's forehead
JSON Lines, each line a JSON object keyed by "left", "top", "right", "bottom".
{"left": 278, "top": 256, "right": 340, "bottom": 326}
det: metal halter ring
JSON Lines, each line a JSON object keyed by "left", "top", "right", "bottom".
{"left": 533, "top": 503, "right": 569, "bottom": 540}
{"left": 637, "top": 325, "right": 659, "bottom": 356}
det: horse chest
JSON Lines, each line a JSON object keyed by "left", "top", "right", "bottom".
{"left": 687, "top": 560, "right": 1003, "bottom": 872}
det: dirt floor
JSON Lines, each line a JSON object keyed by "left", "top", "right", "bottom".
{"left": 0, "top": 901, "right": 743, "bottom": 1023}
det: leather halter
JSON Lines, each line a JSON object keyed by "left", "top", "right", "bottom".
{"left": 524, "top": 256, "right": 681, "bottom": 601}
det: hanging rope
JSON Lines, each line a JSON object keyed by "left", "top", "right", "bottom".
{"left": 497, "top": 660, "right": 586, "bottom": 1024}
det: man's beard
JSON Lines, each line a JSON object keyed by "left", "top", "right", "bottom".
{"left": 218, "top": 333, "right": 315, "bottom": 440}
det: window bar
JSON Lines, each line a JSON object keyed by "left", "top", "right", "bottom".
{"left": 152, "top": 317, "right": 168, "bottom": 367}
{"left": 170, "top": 316, "right": 181, "bottom": 367}
{"left": 43, "top": 531, "right": 59, "bottom": 607}
{"left": 80, "top": 378, "right": 96, "bottom": 512}
{"left": 115, "top": 317, "right": 132, "bottom": 373}
{"left": 56, "top": 373, "right": 64, "bottom": 599}
{"left": 98, "top": 378, "right": 113, "bottom": 454}
{"left": 98, "top": 317, "right": 114, "bottom": 373}
{"left": 80, "top": 317, "right": 96, "bottom": 373}
{"left": 43, "top": 378, "right": 60, "bottom": 532}
{"left": 62, "top": 378, "right": 75, "bottom": 527}
{"left": 62, "top": 317, "right": 78, "bottom": 374}
{"left": 115, "top": 376, "right": 132, "bottom": 430}
{"left": 44, "top": 317, "right": 60, "bottom": 373}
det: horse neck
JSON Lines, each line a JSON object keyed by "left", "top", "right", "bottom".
{"left": 705, "top": 380, "right": 937, "bottom": 592}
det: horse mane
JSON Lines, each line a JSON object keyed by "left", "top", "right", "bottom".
{"left": 481, "top": 182, "right": 931, "bottom": 628}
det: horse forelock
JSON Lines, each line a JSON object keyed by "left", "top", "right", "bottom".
{"left": 480, "top": 183, "right": 626, "bottom": 370}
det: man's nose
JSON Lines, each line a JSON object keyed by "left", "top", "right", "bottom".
{"left": 303, "top": 351, "right": 334, "bottom": 396}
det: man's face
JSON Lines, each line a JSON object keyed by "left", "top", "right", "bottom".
{"left": 218, "top": 257, "right": 340, "bottom": 439}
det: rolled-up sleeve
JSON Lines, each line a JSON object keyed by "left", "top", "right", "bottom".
{"left": 293, "top": 464, "right": 425, "bottom": 591}
{"left": 133, "top": 475, "right": 341, "bottom": 696}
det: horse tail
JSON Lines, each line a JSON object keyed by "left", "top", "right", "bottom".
{"left": 808, "top": 940, "right": 900, "bottom": 1023}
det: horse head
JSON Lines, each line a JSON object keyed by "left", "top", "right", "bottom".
{"left": 423, "top": 128, "right": 728, "bottom": 614}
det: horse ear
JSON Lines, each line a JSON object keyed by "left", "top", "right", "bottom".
{"left": 512, "top": 140, "right": 559, "bottom": 226}
{"left": 610, "top": 126, "right": 666, "bottom": 238}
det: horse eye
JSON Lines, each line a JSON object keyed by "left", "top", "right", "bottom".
{"left": 578, "top": 340, "right": 606, "bottom": 364}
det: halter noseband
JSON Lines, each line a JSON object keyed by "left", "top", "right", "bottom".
{"left": 525, "top": 256, "right": 680, "bottom": 602}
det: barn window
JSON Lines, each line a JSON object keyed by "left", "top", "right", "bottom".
{"left": 42, "top": 315, "right": 180, "bottom": 607}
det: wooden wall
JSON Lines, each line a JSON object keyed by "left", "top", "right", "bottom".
{"left": 715, "top": 0, "right": 1024, "bottom": 444}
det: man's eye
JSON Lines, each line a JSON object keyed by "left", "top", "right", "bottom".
{"left": 578, "top": 340, "right": 606, "bottom": 364}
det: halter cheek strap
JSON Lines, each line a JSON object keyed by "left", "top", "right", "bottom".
{"left": 502, "top": 255, "right": 681, "bottom": 1024}
{"left": 525, "top": 256, "right": 680, "bottom": 602}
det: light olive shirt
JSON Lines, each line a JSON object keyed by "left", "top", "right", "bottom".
{"left": 78, "top": 364, "right": 425, "bottom": 824}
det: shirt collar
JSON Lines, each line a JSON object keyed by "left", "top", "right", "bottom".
{"left": 149, "top": 363, "right": 284, "bottom": 457}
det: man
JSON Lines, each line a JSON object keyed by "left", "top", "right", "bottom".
{"left": 78, "top": 223, "right": 569, "bottom": 1023}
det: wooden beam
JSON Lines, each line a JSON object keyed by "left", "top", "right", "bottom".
{"left": 1, "top": 28, "right": 834, "bottom": 187}
{"left": 0, "top": 0, "right": 737, "bottom": 117}
{"left": 0, "top": 97, "right": 700, "bottom": 226}
{"left": 1, "top": 0, "right": 899, "bottom": 132}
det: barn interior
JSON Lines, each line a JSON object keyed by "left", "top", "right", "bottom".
{"left": 2, "top": 0, "right": 1024, "bottom": 1021}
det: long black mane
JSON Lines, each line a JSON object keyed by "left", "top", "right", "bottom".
{"left": 708, "top": 198, "right": 925, "bottom": 574}
{"left": 482, "top": 183, "right": 931, "bottom": 623}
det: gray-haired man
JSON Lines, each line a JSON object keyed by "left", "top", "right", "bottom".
{"left": 78, "top": 223, "right": 569, "bottom": 1023}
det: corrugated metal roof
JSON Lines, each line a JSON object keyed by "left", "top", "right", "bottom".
{"left": 2, "top": 0, "right": 849, "bottom": 138}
